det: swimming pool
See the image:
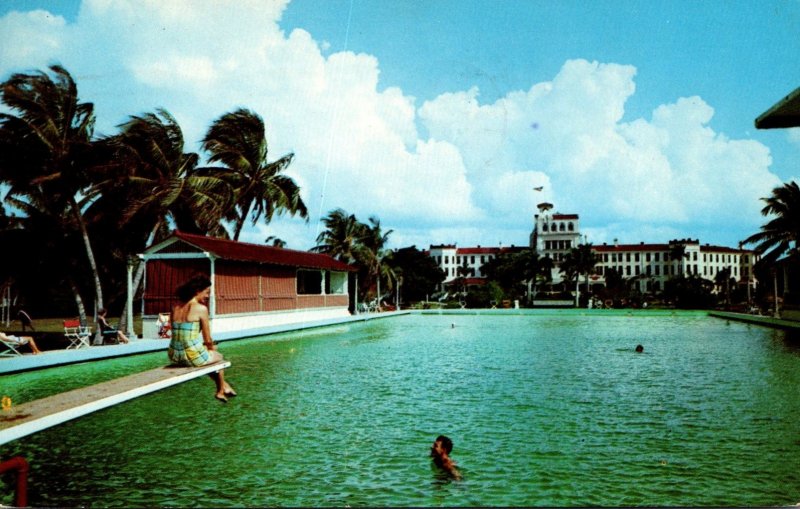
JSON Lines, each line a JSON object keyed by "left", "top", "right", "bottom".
{"left": 2, "top": 311, "right": 800, "bottom": 506}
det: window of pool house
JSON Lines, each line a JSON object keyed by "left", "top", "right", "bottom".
{"left": 326, "top": 271, "right": 348, "bottom": 295}
{"left": 297, "top": 269, "right": 323, "bottom": 294}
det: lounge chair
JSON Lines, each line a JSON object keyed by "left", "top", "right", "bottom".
{"left": 0, "top": 333, "right": 24, "bottom": 357}
{"left": 64, "top": 320, "right": 91, "bottom": 349}
{"left": 0, "top": 332, "right": 41, "bottom": 356}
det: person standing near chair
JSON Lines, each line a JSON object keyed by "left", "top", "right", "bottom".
{"left": 97, "top": 308, "right": 130, "bottom": 344}
{"left": 169, "top": 275, "right": 236, "bottom": 403}
{"left": 0, "top": 332, "right": 42, "bottom": 354}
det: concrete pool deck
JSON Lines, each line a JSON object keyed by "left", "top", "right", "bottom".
{"left": 708, "top": 310, "right": 800, "bottom": 330}
{"left": 0, "top": 311, "right": 409, "bottom": 375}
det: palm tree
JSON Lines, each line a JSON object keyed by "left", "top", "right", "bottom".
{"left": 360, "top": 216, "right": 393, "bottom": 303}
{"left": 202, "top": 108, "right": 307, "bottom": 240}
{"left": 743, "top": 181, "right": 800, "bottom": 264}
{"left": 669, "top": 242, "right": 689, "bottom": 278}
{"left": 0, "top": 64, "right": 103, "bottom": 320}
{"left": 455, "top": 260, "right": 475, "bottom": 295}
{"left": 265, "top": 235, "right": 286, "bottom": 248}
{"left": 94, "top": 109, "right": 232, "bottom": 332}
{"left": 573, "top": 243, "right": 600, "bottom": 297}
{"left": 312, "top": 208, "right": 366, "bottom": 263}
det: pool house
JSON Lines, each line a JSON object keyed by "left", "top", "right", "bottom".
{"left": 139, "top": 231, "right": 357, "bottom": 338}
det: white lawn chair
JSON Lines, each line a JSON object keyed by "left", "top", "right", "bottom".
{"left": 64, "top": 319, "right": 91, "bottom": 349}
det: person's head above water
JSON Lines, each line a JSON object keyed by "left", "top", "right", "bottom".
{"left": 635, "top": 344, "right": 644, "bottom": 353}
{"left": 432, "top": 435, "right": 453, "bottom": 455}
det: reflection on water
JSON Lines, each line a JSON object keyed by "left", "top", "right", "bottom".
{"left": 2, "top": 313, "right": 800, "bottom": 507}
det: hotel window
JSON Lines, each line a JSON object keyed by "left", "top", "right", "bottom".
{"left": 635, "top": 253, "right": 640, "bottom": 262}
{"left": 604, "top": 254, "right": 609, "bottom": 262}
{"left": 481, "top": 255, "right": 485, "bottom": 263}
{"left": 655, "top": 266, "right": 660, "bottom": 276}
{"left": 471, "top": 256, "right": 475, "bottom": 264}
{"left": 542, "top": 223, "right": 549, "bottom": 232}
{"left": 626, "top": 266, "right": 631, "bottom": 276}
{"left": 626, "top": 253, "right": 631, "bottom": 262}
{"left": 568, "top": 222, "right": 574, "bottom": 231}
{"left": 566, "top": 240, "right": 572, "bottom": 249}
{"left": 693, "top": 252, "right": 698, "bottom": 261}
{"left": 646, "top": 253, "right": 651, "bottom": 262}
{"left": 655, "top": 253, "right": 660, "bottom": 262}
{"left": 646, "top": 266, "right": 651, "bottom": 276}
{"left": 612, "top": 254, "right": 617, "bottom": 262}
{"left": 635, "top": 266, "right": 640, "bottom": 275}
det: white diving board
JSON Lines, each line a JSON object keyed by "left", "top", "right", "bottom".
{"left": 0, "top": 361, "right": 231, "bottom": 446}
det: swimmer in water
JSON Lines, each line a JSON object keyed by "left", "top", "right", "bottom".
{"left": 431, "top": 435, "right": 461, "bottom": 480}
{"left": 635, "top": 344, "right": 644, "bottom": 353}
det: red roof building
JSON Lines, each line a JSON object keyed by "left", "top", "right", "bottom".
{"left": 139, "top": 231, "right": 357, "bottom": 338}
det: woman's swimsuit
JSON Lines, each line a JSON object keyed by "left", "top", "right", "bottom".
{"left": 168, "top": 321, "right": 212, "bottom": 367}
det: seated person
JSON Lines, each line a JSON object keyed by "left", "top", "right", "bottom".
{"left": 430, "top": 435, "right": 461, "bottom": 480}
{"left": 97, "top": 308, "right": 130, "bottom": 344}
{"left": 0, "top": 332, "right": 42, "bottom": 354}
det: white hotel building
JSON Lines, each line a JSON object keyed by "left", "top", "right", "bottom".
{"left": 428, "top": 203, "right": 758, "bottom": 295}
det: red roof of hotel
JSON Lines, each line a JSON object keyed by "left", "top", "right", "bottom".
{"left": 593, "top": 243, "right": 669, "bottom": 252}
{"left": 593, "top": 243, "right": 751, "bottom": 254}
{"left": 150, "top": 231, "right": 357, "bottom": 271}
{"left": 552, "top": 214, "right": 579, "bottom": 220}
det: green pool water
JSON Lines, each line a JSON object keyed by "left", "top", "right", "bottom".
{"left": 2, "top": 311, "right": 800, "bottom": 507}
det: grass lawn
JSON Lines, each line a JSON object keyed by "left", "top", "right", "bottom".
{"left": 2, "top": 315, "right": 144, "bottom": 351}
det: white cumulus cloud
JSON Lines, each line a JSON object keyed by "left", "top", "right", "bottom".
{"left": 0, "top": 3, "right": 784, "bottom": 251}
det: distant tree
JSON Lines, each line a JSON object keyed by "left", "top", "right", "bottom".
{"left": 714, "top": 267, "right": 734, "bottom": 305}
{"left": 481, "top": 249, "right": 546, "bottom": 301}
{"left": 663, "top": 275, "right": 716, "bottom": 309}
{"left": 669, "top": 242, "right": 689, "bottom": 278}
{"left": 265, "top": 235, "right": 286, "bottom": 248}
{"left": 383, "top": 246, "right": 445, "bottom": 303}
{"left": 312, "top": 208, "right": 366, "bottom": 263}
{"left": 454, "top": 259, "right": 475, "bottom": 294}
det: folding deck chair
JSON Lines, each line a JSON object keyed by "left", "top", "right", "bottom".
{"left": 63, "top": 320, "right": 91, "bottom": 349}
{"left": 0, "top": 334, "right": 23, "bottom": 357}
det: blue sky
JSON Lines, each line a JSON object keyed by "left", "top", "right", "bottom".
{"left": 1, "top": 0, "right": 799, "bottom": 252}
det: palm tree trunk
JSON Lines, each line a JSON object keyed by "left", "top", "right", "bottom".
{"left": 67, "top": 276, "right": 88, "bottom": 325}
{"left": 118, "top": 220, "right": 162, "bottom": 335}
{"left": 70, "top": 197, "right": 104, "bottom": 312}
{"left": 233, "top": 201, "right": 254, "bottom": 241}
{"left": 376, "top": 263, "right": 381, "bottom": 307}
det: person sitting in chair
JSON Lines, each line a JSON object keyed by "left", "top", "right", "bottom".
{"left": 97, "top": 308, "right": 130, "bottom": 344}
{"left": 0, "top": 332, "right": 42, "bottom": 354}
{"left": 17, "top": 310, "right": 34, "bottom": 332}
